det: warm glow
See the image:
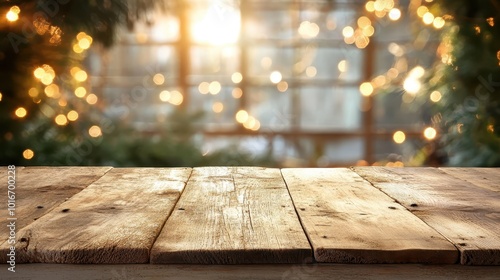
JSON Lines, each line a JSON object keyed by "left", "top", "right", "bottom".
{"left": 423, "top": 127, "right": 437, "bottom": 140}
{"left": 67, "top": 110, "right": 79, "bottom": 121}
{"left": 235, "top": 110, "right": 249, "bottom": 123}
{"left": 199, "top": 82, "right": 210, "bottom": 94}
{"left": 73, "top": 44, "right": 84, "bottom": 54}
{"left": 153, "top": 73, "right": 165, "bottom": 85}
{"left": 231, "top": 72, "right": 243, "bottom": 83}
{"left": 74, "top": 87, "right": 87, "bottom": 98}
{"left": 86, "top": 93, "right": 98, "bottom": 104}
{"left": 6, "top": 10, "right": 19, "bottom": 22}
{"left": 388, "top": 8, "right": 401, "bottom": 21}
{"left": 277, "top": 81, "right": 288, "bottom": 92}
{"left": 169, "top": 91, "right": 183, "bottom": 105}
{"left": 212, "top": 102, "right": 224, "bottom": 113}
{"left": 306, "top": 66, "right": 317, "bottom": 77}
{"left": 159, "top": 90, "right": 171, "bottom": 102}
{"left": 44, "top": 84, "right": 60, "bottom": 98}
{"left": 359, "top": 82, "right": 374, "bottom": 96}
{"left": 208, "top": 81, "right": 222, "bottom": 95}
{"left": 365, "top": 1, "right": 375, "bottom": 12}
{"left": 357, "top": 17, "right": 371, "bottom": 28}
{"left": 433, "top": 17, "right": 445, "bottom": 29}
{"left": 74, "top": 70, "right": 88, "bottom": 82}
{"left": 422, "top": 12, "right": 434, "bottom": 25}
{"left": 232, "top": 88, "right": 243, "bottom": 98}
{"left": 417, "top": 6, "right": 429, "bottom": 17}
{"left": 342, "top": 26, "right": 354, "bottom": 38}
{"left": 191, "top": 2, "right": 240, "bottom": 45}
{"left": 393, "top": 131, "right": 406, "bottom": 144}
{"left": 430, "top": 91, "right": 442, "bottom": 102}
{"left": 298, "top": 21, "right": 320, "bottom": 39}
{"left": 338, "top": 60, "right": 347, "bottom": 72}
{"left": 55, "top": 114, "right": 68, "bottom": 126}
{"left": 270, "top": 71, "right": 282, "bottom": 84}
{"left": 403, "top": 78, "right": 421, "bottom": 94}
{"left": 34, "top": 67, "right": 45, "bottom": 79}
{"left": 78, "top": 38, "right": 91, "bottom": 49}
{"left": 0, "top": 92, "right": 2, "bottom": 102}
{"left": 89, "top": 125, "right": 102, "bottom": 137}
{"left": 23, "top": 149, "right": 34, "bottom": 160}
{"left": 58, "top": 99, "right": 67, "bottom": 107}
{"left": 15, "top": 107, "right": 27, "bottom": 118}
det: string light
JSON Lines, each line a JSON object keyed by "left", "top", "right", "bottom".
{"left": 74, "top": 87, "right": 87, "bottom": 98}
{"left": 277, "top": 81, "right": 288, "bottom": 92}
{"left": 169, "top": 90, "right": 183, "bottom": 105}
{"left": 359, "top": 82, "right": 374, "bottom": 96}
{"left": 423, "top": 127, "right": 437, "bottom": 140}
{"left": 23, "top": 149, "right": 34, "bottom": 160}
{"left": 86, "top": 93, "right": 98, "bottom": 104}
{"left": 15, "top": 107, "right": 27, "bottom": 118}
{"left": 231, "top": 72, "right": 243, "bottom": 83}
{"left": 153, "top": 73, "right": 165, "bottom": 85}
{"left": 212, "top": 102, "right": 224, "bottom": 113}
{"left": 88, "top": 125, "right": 102, "bottom": 137}
{"left": 67, "top": 110, "right": 79, "bottom": 121}
{"left": 232, "top": 88, "right": 243, "bottom": 98}
{"left": 208, "top": 81, "right": 221, "bottom": 95}
{"left": 235, "top": 110, "right": 249, "bottom": 123}
{"left": 269, "top": 71, "right": 282, "bottom": 84}
{"left": 55, "top": 114, "right": 68, "bottom": 126}
{"left": 393, "top": 131, "right": 406, "bottom": 144}
{"left": 159, "top": 90, "right": 171, "bottom": 102}
{"left": 6, "top": 6, "right": 20, "bottom": 22}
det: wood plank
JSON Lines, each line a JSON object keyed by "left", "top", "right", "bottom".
{"left": 5, "top": 168, "right": 192, "bottom": 264}
{"left": 440, "top": 168, "right": 500, "bottom": 192}
{"left": 0, "top": 166, "right": 110, "bottom": 263}
{"left": 4, "top": 264, "right": 500, "bottom": 280}
{"left": 353, "top": 167, "right": 500, "bottom": 265}
{"left": 151, "top": 167, "right": 312, "bottom": 264}
{"left": 281, "top": 168, "right": 458, "bottom": 264}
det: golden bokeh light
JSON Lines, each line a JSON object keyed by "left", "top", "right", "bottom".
{"left": 417, "top": 6, "right": 429, "bottom": 17}
{"left": 212, "top": 102, "right": 224, "bottom": 113}
{"left": 277, "top": 81, "right": 288, "bottom": 92}
{"left": 28, "top": 87, "right": 39, "bottom": 97}
{"left": 89, "top": 125, "right": 102, "bottom": 137}
{"left": 342, "top": 26, "right": 354, "bottom": 38}
{"left": 393, "top": 131, "right": 406, "bottom": 144}
{"left": 55, "top": 114, "right": 68, "bottom": 126}
{"left": 58, "top": 99, "right": 67, "bottom": 107}
{"left": 270, "top": 71, "right": 282, "bottom": 84}
{"left": 44, "top": 84, "right": 60, "bottom": 98}
{"left": 338, "top": 60, "right": 347, "bottom": 72}
{"left": 235, "top": 110, "right": 249, "bottom": 123}
{"left": 15, "top": 107, "right": 27, "bottom": 118}
{"left": 359, "top": 82, "right": 374, "bottom": 96}
{"left": 388, "top": 8, "right": 401, "bottom": 21}
{"left": 231, "top": 72, "right": 243, "bottom": 84}
{"left": 365, "top": 1, "right": 375, "bottom": 12}
{"left": 6, "top": 6, "right": 20, "bottom": 22}
{"left": 159, "top": 90, "right": 171, "bottom": 102}
{"left": 305, "top": 66, "right": 317, "bottom": 77}
{"left": 67, "top": 110, "right": 79, "bottom": 121}
{"left": 423, "top": 127, "right": 437, "bottom": 140}
{"left": 23, "top": 149, "right": 34, "bottom": 160}
{"left": 433, "top": 17, "right": 445, "bottom": 29}
{"left": 298, "top": 21, "right": 320, "bottom": 39}
{"left": 430, "top": 91, "right": 442, "bottom": 102}
{"left": 169, "top": 90, "right": 183, "bottom": 105}
{"left": 74, "top": 70, "right": 88, "bottom": 82}
{"left": 153, "top": 73, "right": 165, "bottom": 85}
{"left": 232, "top": 88, "right": 243, "bottom": 99}
{"left": 0, "top": 92, "right": 2, "bottom": 102}
{"left": 73, "top": 44, "right": 84, "bottom": 54}
{"left": 86, "top": 93, "right": 98, "bottom": 104}
{"left": 208, "top": 81, "right": 222, "bottom": 95}
{"left": 74, "top": 87, "right": 87, "bottom": 98}
{"left": 198, "top": 82, "right": 210, "bottom": 94}
{"left": 357, "top": 16, "right": 371, "bottom": 28}
{"left": 422, "top": 12, "right": 434, "bottom": 25}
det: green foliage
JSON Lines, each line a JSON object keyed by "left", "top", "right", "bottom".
{"left": 424, "top": 0, "right": 500, "bottom": 166}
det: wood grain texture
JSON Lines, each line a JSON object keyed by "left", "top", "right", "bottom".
{"left": 8, "top": 168, "right": 191, "bottom": 264}
{"left": 353, "top": 167, "right": 500, "bottom": 265}
{"left": 0, "top": 166, "right": 109, "bottom": 263}
{"left": 282, "top": 168, "right": 458, "bottom": 264}
{"left": 440, "top": 168, "right": 500, "bottom": 192}
{"left": 151, "top": 167, "right": 312, "bottom": 264}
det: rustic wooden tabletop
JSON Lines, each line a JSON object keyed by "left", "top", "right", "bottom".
{"left": 1, "top": 166, "right": 499, "bottom": 278}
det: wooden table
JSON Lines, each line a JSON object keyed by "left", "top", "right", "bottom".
{"left": 1, "top": 166, "right": 500, "bottom": 279}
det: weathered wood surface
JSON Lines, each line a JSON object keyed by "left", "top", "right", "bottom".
{"left": 3, "top": 264, "right": 500, "bottom": 280}
{"left": 151, "top": 167, "right": 312, "bottom": 264}
{"left": 353, "top": 167, "right": 500, "bottom": 265}
{"left": 9, "top": 168, "right": 192, "bottom": 263}
{"left": 440, "top": 168, "right": 500, "bottom": 192}
{"left": 282, "top": 168, "right": 458, "bottom": 264}
{"left": 0, "top": 166, "right": 110, "bottom": 263}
